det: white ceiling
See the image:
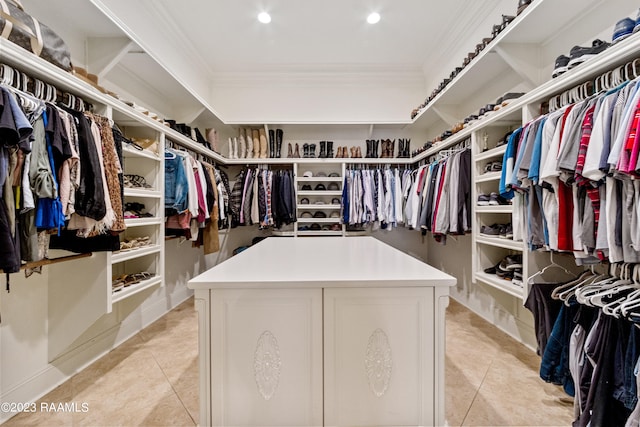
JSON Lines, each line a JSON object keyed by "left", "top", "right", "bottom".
{"left": 20, "top": 0, "right": 516, "bottom": 124}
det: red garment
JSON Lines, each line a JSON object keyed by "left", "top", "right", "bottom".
{"left": 556, "top": 106, "right": 575, "bottom": 252}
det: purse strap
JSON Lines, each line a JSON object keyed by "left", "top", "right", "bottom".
{"left": 0, "top": 0, "right": 43, "bottom": 57}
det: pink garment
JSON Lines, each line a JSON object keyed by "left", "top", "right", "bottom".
{"left": 194, "top": 167, "right": 206, "bottom": 223}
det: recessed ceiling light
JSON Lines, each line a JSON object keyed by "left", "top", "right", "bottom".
{"left": 258, "top": 12, "right": 271, "bottom": 24}
{"left": 367, "top": 12, "right": 380, "bottom": 24}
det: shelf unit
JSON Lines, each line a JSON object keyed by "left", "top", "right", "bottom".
{"left": 293, "top": 163, "right": 345, "bottom": 236}
{"left": 108, "top": 119, "right": 165, "bottom": 312}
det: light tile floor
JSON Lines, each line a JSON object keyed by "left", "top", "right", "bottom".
{"left": 4, "top": 298, "right": 573, "bottom": 427}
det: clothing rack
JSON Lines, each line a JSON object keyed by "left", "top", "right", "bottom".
{"left": 426, "top": 138, "right": 470, "bottom": 163}
{"left": 0, "top": 62, "right": 91, "bottom": 111}
{"left": 548, "top": 57, "right": 640, "bottom": 111}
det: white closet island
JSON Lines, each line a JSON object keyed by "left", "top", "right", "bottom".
{"left": 188, "top": 236, "right": 456, "bottom": 427}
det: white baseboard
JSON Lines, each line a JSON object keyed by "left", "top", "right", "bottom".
{"left": 0, "top": 288, "right": 194, "bottom": 425}
{"left": 449, "top": 295, "right": 537, "bottom": 353}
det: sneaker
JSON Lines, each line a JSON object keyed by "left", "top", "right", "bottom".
{"left": 613, "top": 17, "right": 635, "bottom": 44}
{"left": 567, "top": 39, "right": 610, "bottom": 69}
{"left": 499, "top": 223, "right": 513, "bottom": 239}
{"left": 313, "top": 211, "right": 327, "bottom": 218}
{"left": 501, "top": 254, "right": 523, "bottom": 270}
{"left": 480, "top": 224, "right": 501, "bottom": 237}
{"left": 499, "top": 92, "right": 524, "bottom": 107}
{"left": 331, "top": 198, "right": 341, "bottom": 205}
{"left": 517, "top": 0, "right": 532, "bottom": 15}
{"left": 484, "top": 261, "right": 501, "bottom": 275}
{"left": 477, "top": 193, "right": 491, "bottom": 206}
{"left": 496, "top": 264, "right": 514, "bottom": 280}
{"left": 552, "top": 55, "right": 570, "bottom": 78}
{"left": 512, "top": 271, "right": 524, "bottom": 287}
{"left": 300, "top": 198, "right": 310, "bottom": 204}
{"left": 489, "top": 192, "right": 511, "bottom": 205}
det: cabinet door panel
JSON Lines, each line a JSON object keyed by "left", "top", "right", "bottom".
{"left": 324, "top": 287, "right": 436, "bottom": 427}
{"left": 211, "top": 288, "right": 323, "bottom": 426}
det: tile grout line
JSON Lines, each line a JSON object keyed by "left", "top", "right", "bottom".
{"left": 139, "top": 325, "right": 198, "bottom": 426}
{"left": 459, "top": 358, "right": 493, "bottom": 426}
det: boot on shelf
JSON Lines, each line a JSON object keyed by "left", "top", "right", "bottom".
{"left": 356, "top": 146, "right": 363, "bottom": 158}
{"left": 319, "top": 141, "right": 327, "bottom": 158}
{"left": 252, "top": 129, "right": 260, "bottom": 158}
{"left": 405, "top": 138, "right": 411, "bottom": 158}
{"left": 206, "top": 128, "right": 218, "bottom": 153}
{"left": 238, "top": 131, "right": 246, "bottom": 159}
{"left": 268, "top": 129, "right": 275, "bottom": 158}
{"left": 294, "top": 143, "right": 301, "bottom": 158}
{"left": 309, "top": 143, "right": 317, "bottom": 158}
{"left": 335, "top": 147, "right": 342, "bottom": 158}
{"left": 303, "top": 143, "right": 310, "bottom": 158}
{"left": 374, "top": 139, "right": 380, "bottom": 158}
{"left": 365, "top": 140, "right": 372, "bottom": 158}
{"left": 276, "top": 129, "right": 283, "bottom": 158}
{"left": 326, "top": 141, "right": 334, "bottom": 158}
{"left": 389, "top": 139, "right": 395, "bottom": 158}
{"left": 380, "top": 140, "right": 387, "bottom": 158}
{"left": 287, "top": 143, "right": 293, "bottom": 158}
{"left": 227, "top": 137, "right": 234, "bottom": 159}
{"left": 245, "top": 129, "right": 253, "bottom": 159}
{"left": 259, "top": 128, "right": 268, "bottom": 159}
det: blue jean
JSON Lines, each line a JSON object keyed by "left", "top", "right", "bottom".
{"left": 165, "top": 152, "right": 189, "bottom": 214}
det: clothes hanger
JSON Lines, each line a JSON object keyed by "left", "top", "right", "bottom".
{"left": 575, "top": 263, "right": 628, "bottom": 306}
{"left": 551, "top": 270, "right": 597, "bottom": 302}
{"left": 605, "top": 265, "right": 640, "bottom": 318}
{"left": 528, "top": 251, "right": 575, "bottom": 284}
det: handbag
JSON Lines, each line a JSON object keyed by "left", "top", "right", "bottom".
{"left": 0, "top": 0, "right": 72, "bottom": 71}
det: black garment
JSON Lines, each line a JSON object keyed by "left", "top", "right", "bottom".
{"left": 60, "top": 107, "right": 106, "bottom": 221}
{"left": 423, "top": 162, "right": 440, "bottom": 231}
{"left": 0, "top": 89, "right": 19, "bottom": 146}
{"left": 201, "top": 162, "right": 215, "bottom": 213}
{"left": 579, "top": 314, "right": 631, "bottom": 427}
{"left": 49, "top": 230, "right": 119, "bottom": 253}
{"left": 218, "top": 169, "right": 233, "bottom": 229}
{"left": 524, "top": 282, "right": 562, "bottom": 356}
{"left": 229, "top": 170, "right": 244, "bottom": 227}
{"left": 44, "top": 103, "right": 71, "bottom": 172}
{"left": 240, "top": 170, "right": 254, "bottom": 226}
{"left": 111, "top": 126, "right": 125, "bottom": 214}
{"left": 0, "top": 197, "right": 19, "bottom": 273}
{"left": 455, "top": 148, "right": 471, "bottom": 234}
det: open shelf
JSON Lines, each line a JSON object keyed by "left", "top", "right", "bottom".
{"left": 298, "top": 218, "right": 342, "bottom": 224}
{"left": 297, "top": 191, "right": 343, "bottom": 197}
{"left": 476, "top": 236, "right": 523, "bottom": 251}
{"left": 296, "top": 230, "right": 344, "bottom": 236}
{"left": 111, "top": 245, "right": 162, "bottom": 264}
{"left": 476, "top": 146, "right": 508, "bottom": 163}
{"left": 475, "top": 171, "right": 502, "bottom": 183}
{"left": 475, "top": 205, "right": 513, "bottom": 214}
{"left": 124, "top": 217, "right": 163, "bottom": 227}
{"left": 297, "top": 204, "right": 341, "bottom": 210}
{"left": 474, "top": 272, "right": 524, "bottom": 300}
{"left": 123, "top": 188, "right": 162, "bottom": 199}
{"left": 111, "top": 275, "right": 163, "bottom": 304}
{"left": 122, "top": 145, "right": 161, "bottom": 161}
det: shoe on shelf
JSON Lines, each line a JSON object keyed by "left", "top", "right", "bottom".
{"left": 517, "top": 0, "right": 532, "bottom": 15}
{"left": 567, "top": 39, "right": 610, "bottom": 70}
{"left": 501, "top": 254, "right": 523, "bottom": 270}
{"left": 552, "top": 55, "right": 570, "bottom": 78}
{"left": 499, "top": 223, "right": 513, "bottom": 239}
{"left": 488, "top": 192, "right": 501, "bottom": 205}
{"left": 477, "top": 193, "right": 491, "bottom": 206}
{"left": 496, "top": 265, "right": 514, "bottom": 280}
{"left": 512, "top": 271, "right": 524, "bottom": 287}
{"left": 613, "top": 17, "right": 635, "bottom": 44}
{"left": 483, "top": 261, "right": 501, "bottom": 275}
{"left": 480, "top": 224, "right": 501, "bottom": 237}
{"left": 488, "top": 192, "right": 511, "bottom": 206}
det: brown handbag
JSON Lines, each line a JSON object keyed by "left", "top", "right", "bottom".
{"left": 0, "top": 0, "right": 72, "bottom": 71}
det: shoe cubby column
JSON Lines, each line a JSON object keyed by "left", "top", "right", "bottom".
{"left": 107, "top": 111, "right": 166, "bottom": 312}
{"left": 471, "top": 118, "right": 526, "bottom": 300}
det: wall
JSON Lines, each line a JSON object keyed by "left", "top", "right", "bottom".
{"left": 373, "top": 228, "right": 536, "bottom": 351}
{"left": 0, "top": 223, "right": 264, "bottom": 424}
